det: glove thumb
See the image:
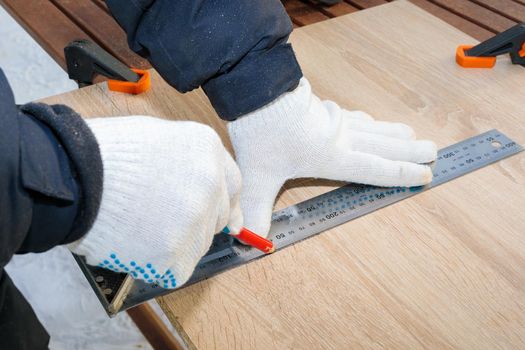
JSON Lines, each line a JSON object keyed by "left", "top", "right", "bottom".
{"left": 240, "top": 176, "right": 285, "bottom": 237}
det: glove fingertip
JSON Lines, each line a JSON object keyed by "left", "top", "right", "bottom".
{"left": 227, "top": 205, "right": 244, "bottom": 235}
{"left": 421, "top": 166, "right": 433, "bottom": 184}
{"left": 395, "top": 123, "right": 416, "bottom": 140}
{"left": 402, "top": 163, "right": 433, "bottom": 186}
{"left": 418, "top": 140, "right": 438, "bottom": 163}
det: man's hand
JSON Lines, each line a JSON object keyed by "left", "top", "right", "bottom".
{"left": 68, "top": 116, "right": 243, "bottom": 288}
{"left": 228, "top": 78, "right": 437, "bottom": 237}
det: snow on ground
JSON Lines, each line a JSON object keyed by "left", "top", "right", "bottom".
{"left": 1, "top": 7, "right": 181, "bottom": 350}
{"left": 0, "top": 7, "right": 76, "bottom": 103}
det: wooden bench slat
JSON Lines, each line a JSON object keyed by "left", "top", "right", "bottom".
{"left": 311, "top": 1, "right": 359, "bottom": 17}
{"left": 408, "top": 0, "right": 495, "bottom": 40}
{"left": 1, "top": 0, "right": 513, "bottom": 79}
{"left": 283, "top": 0, "right": 331, "bottom": 26}
{"left": 0, "top": 0, "right": 91, "bottom": 70}
{"left": 127, "top": 303, "right": 184, "bottom": 350}
{"left": 470, "top": 0, "right": 525, "bottom": 23}
{"left": 346, "top": 0, "right": 389, "bottom": 9}
{"left": 428, "top": 0, "right": 517, "bottom": 33}
{"left": 50, "top": 0, "right": 149, "bottom": 69}
{"left": 91, "top": 0, "right": 110, "bottom": 14}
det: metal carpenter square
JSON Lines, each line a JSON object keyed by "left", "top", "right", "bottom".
{"left": 79, "top": 129, "right": 522, "bottom": 315}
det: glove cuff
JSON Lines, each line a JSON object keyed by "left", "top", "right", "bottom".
{"left": 235, "top": 77, "right": 311, "bottom": 123}
{"left": 20, "top": 103, "right": 103, "bottom": 243}
{"left": 67, "top": 117, "right": 213, "bottom": 287}
{"left": 67, "top": 117, "right": 166, "bottom": 260}
{"left": 228, "top": 77, "right": 315, "bottom": 174}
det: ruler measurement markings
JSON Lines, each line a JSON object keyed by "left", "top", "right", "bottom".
{"left": 93, "top": 129, "right": 522, "bottom": 312}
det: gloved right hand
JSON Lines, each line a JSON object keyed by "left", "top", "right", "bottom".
{"left": 68, "top": 116, "right": 243, "bottom": 288}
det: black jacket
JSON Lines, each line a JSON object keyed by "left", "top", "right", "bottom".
{"left": 106, "top": 0, "right": 302, "bottom": 120}
{"left": 0, "top": 1, "right": 301, "bottom": 348}
{"left": 0, "top": 70, "right": 103, "bottom": 349}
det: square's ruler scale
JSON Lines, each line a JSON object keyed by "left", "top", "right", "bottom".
{"left": 74, "top": 129, "right": 522, "bottom": 316}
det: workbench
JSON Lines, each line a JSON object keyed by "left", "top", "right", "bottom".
{"left": 37, "top": 0, "right": 525, "bottom": 349}
{"left": 1, "top": 0, "right": 524, "bottom": 73}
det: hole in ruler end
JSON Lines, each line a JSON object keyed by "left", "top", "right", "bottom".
{"left": 491, "top": 141, "right": 502, "bottom": 148}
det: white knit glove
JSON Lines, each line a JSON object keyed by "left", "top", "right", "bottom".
{"left": 68, "top": 116, "right": 243, "bottom": 288}
{"left": 228, "top": 78, "right": 437, "bottom": 236}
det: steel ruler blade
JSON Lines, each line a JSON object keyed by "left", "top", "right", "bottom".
{"left": 79, "top": 129, "right": 522, "bottom": 314}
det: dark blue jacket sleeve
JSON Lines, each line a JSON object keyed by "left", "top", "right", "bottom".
{"left": 0, "top": 69, "right": 103, "bottom": 259}
{"left": 0, "top": 69, "right": 51, "bottom": 348}
{"left": 0, "top": 69, "right": 103, "bottom": 348}
{"left": 105, "top": 0, "right": 303, "bottom": 120}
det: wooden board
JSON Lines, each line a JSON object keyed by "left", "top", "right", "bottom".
{"left": 40, "top": 1, "right": 525, "bottom": 349}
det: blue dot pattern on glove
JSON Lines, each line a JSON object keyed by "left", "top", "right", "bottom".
{"left": 97, "top": 253, "right": 177, "bottom": 288}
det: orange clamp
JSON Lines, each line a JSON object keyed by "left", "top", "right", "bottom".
{"left": 519, "top": 43, "right": 525, "bottom": 58}
{"left": 107, "top": 68, "right": 151, "bottom": 94}
{"left": 456, "top": 45, "right": 496, "bottom": 68}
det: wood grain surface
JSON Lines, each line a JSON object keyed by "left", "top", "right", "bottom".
{"left": 40, "top": 1, "right": 525, "bottom": 349}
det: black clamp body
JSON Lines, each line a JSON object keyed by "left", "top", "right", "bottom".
{"left": 64, "top": 39, "right": 140, "bottom": 87}
{"left": 465, "top": 23, "right": 525, "bottom": 67}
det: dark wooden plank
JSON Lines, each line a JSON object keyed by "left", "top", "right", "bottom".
{"left": 427, "top": 0, "right": 517, "bottom": 32}
{"left": 408, "top": 0, "right": 495, "bottom": 40}
{"left": 51, "top": 0, "right": 149, "bottom": 69}
{"left": 511, "top": 0, "right": 525, "bottom": 7}
{"left": 470, "top": 0, "right": 525, "bottom": 23}
{"left": 310, "top": 1, "right": 359, "bottom": 17}
{"left": 0, "top": 0, "right": 91, "bottom": 70}
{"left": 127, "top": 303, "right": 184, "bottom": 350}
{"left": 91, "top": 0, "right": 110, "bottom": 13}
{"left": 283, "top": 0, "right": 330, "bottom": 26}
{"left": 346, "top": 0, "right": 389, "bottom": 9}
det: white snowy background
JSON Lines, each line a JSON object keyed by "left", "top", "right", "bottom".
{"left": 1, "top": 6, "right": 182, "bottom": 350}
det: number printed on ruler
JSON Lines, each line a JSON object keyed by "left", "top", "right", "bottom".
{"left": 121, "top": 130, "right": 522, "bottom": 310}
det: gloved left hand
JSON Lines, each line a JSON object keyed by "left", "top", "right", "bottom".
{"left": 68, "top": 116, "right": 243, "bottom": 288}
{"left": 228, "top": 78, "right": 437, "bottom": 237}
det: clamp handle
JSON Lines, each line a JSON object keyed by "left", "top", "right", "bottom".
{"left": 64, "top": 39, "right": 150, "bottom": 94}
{"left": 456, "top": 23, "right": 525, "bottom": 68}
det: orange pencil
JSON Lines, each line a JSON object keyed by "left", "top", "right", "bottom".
{"left": 223, "top": 227, "right": 275, "bottom": 254}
